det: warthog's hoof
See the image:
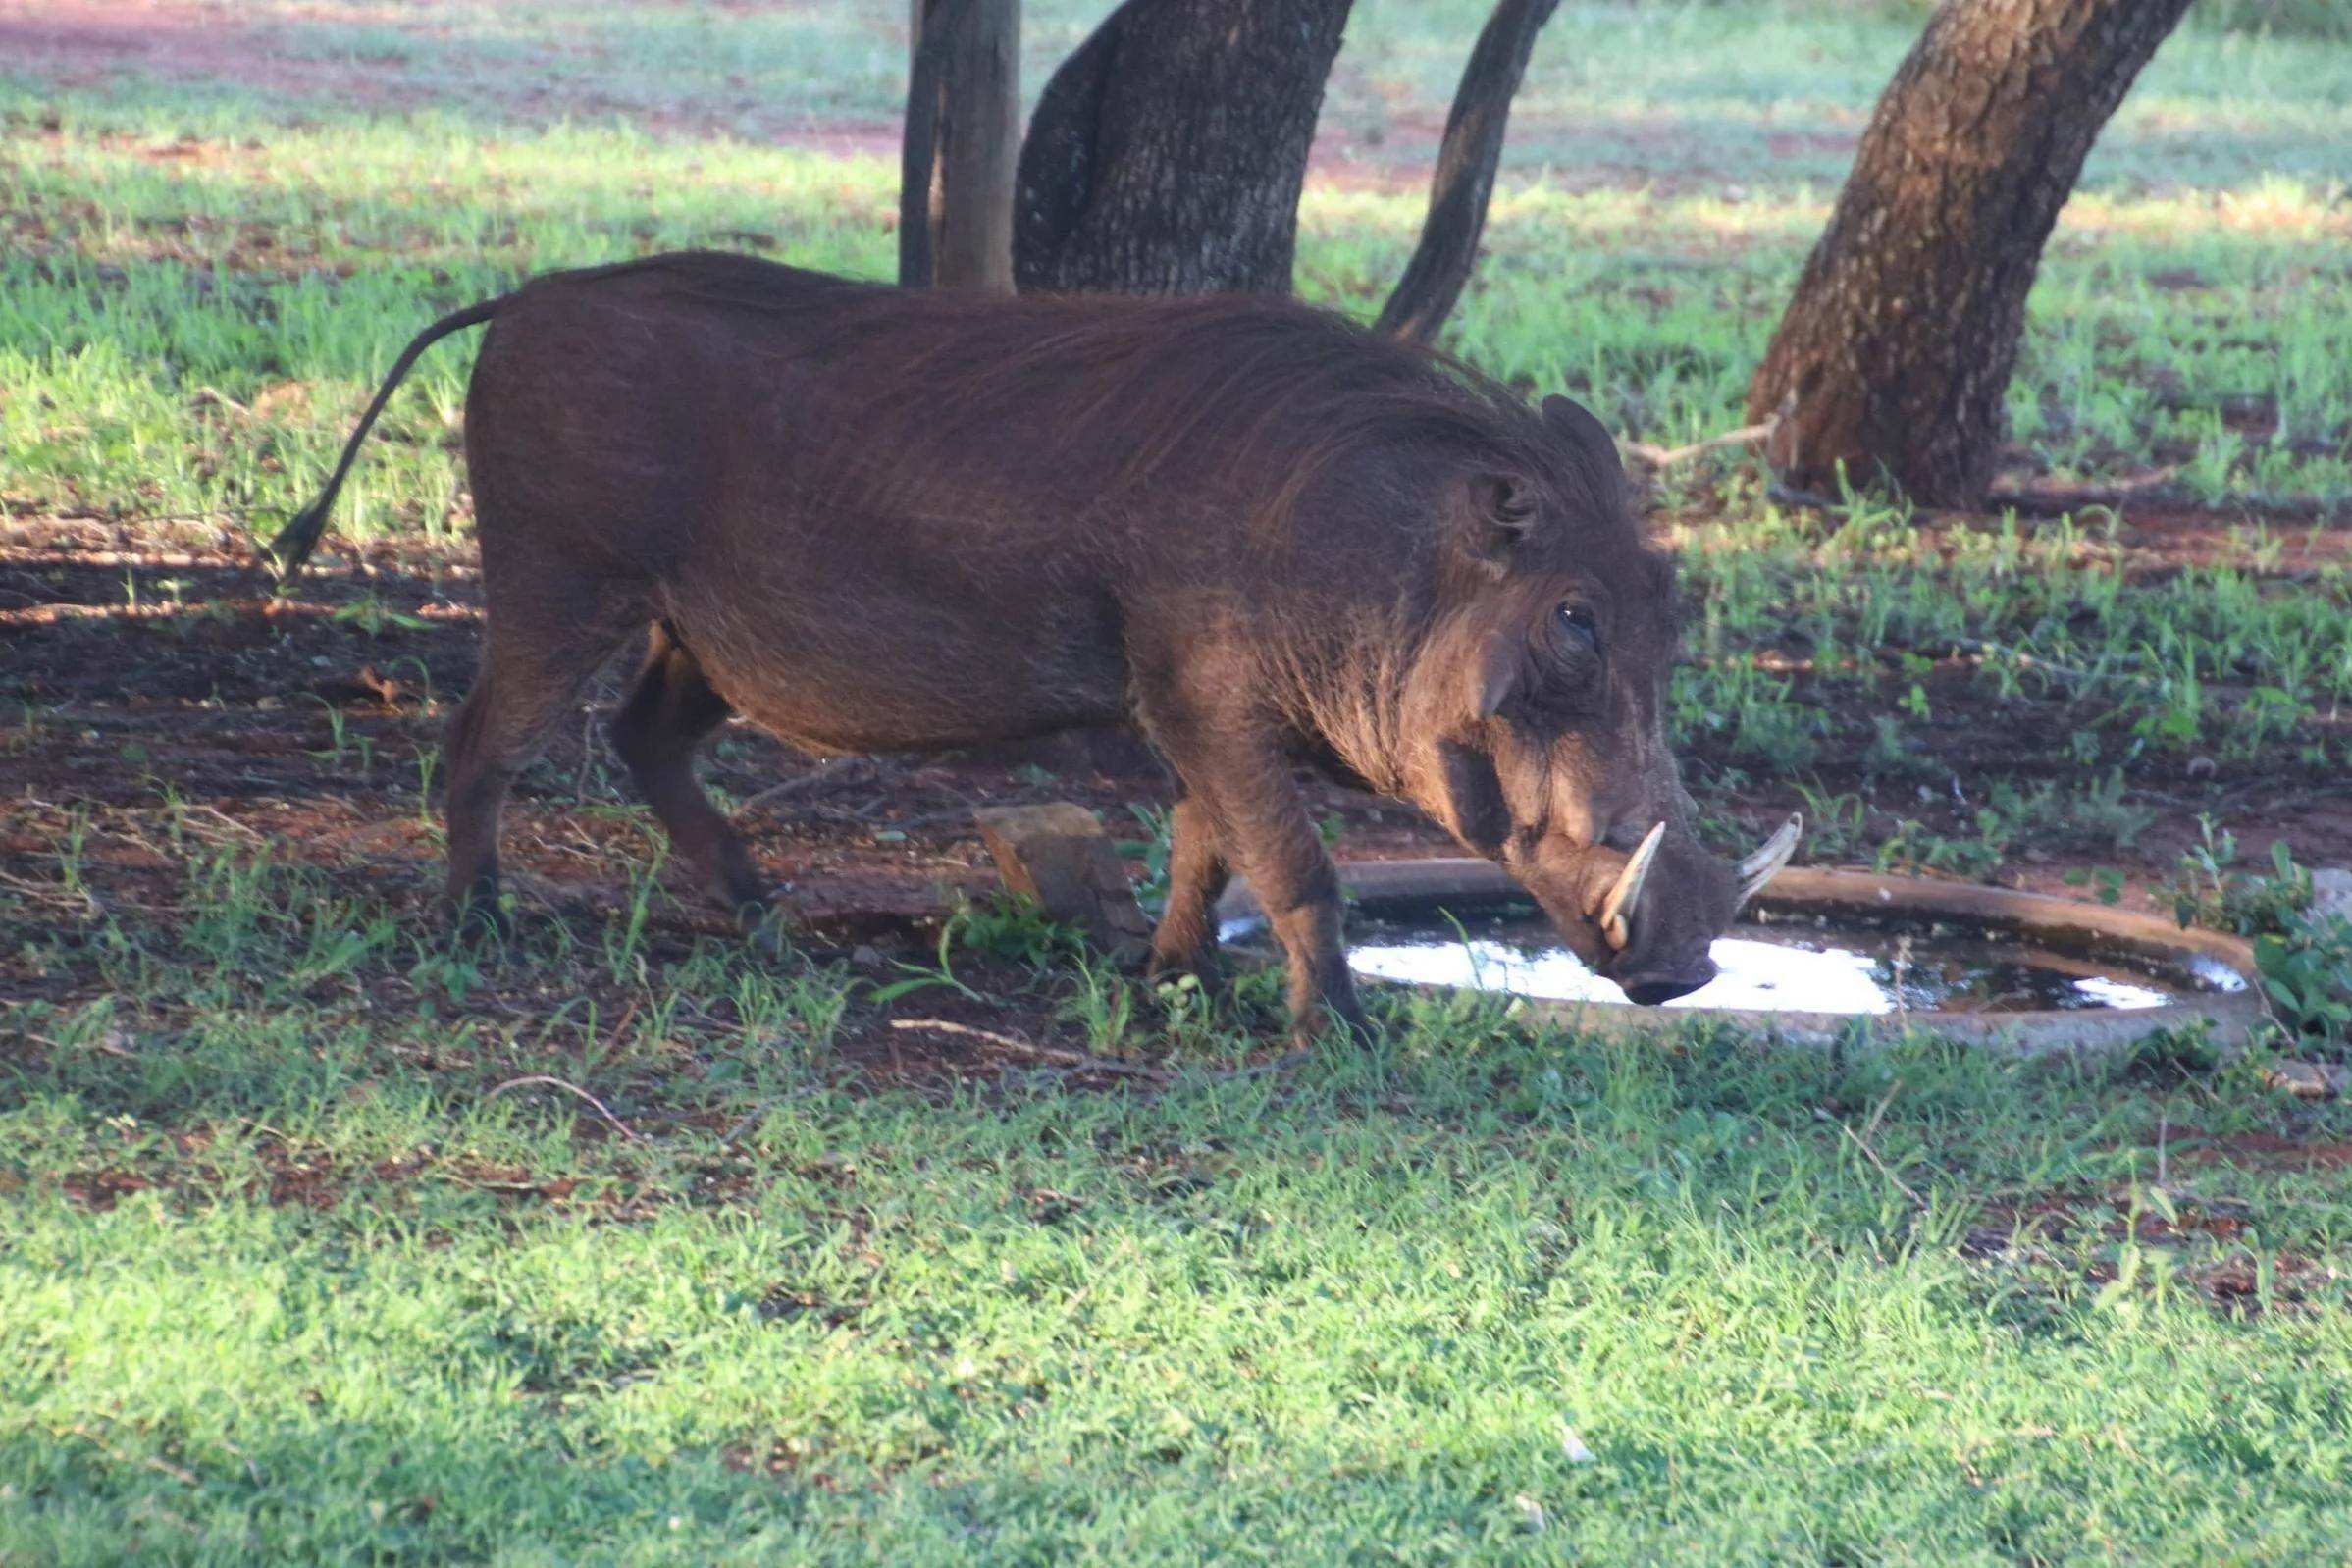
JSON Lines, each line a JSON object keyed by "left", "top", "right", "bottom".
{"left": 1291, "top": 992, "right": 1375, "bottom": 1051}
{"left": 1146, "top": 945, "right": 1228, "bottom": 995}
{"left": 444, "top": 888, "right": 516, "bottom": 945}
{"left": 737, "top": 894, "right": 793, "bottom": 961}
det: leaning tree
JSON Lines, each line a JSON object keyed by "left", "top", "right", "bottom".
{"left": 1376, "top": 0, "right": 1559, "bottom": 343}
{"left": 902, "top": 0, "right": 1557, "bottom": 340}
{"left": 1746, "top": 0, "right": 2196, "bottom": 508}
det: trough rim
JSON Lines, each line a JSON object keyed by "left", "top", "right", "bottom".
{"left": 1216, "top": 859, "right": 2267, "bottom": 1056}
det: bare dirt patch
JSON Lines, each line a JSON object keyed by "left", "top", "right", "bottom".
{"left": 0, "top": 2, "right": 419, "bottom": 113}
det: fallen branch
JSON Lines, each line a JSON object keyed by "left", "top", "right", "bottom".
{"left": 1215, "top": 1046, "right": 1312, "bottom": 1080}
{"left": 1765, "top": 480, "right": 1843, "bottom": 510}
{"left": 715, "top": 1084, "right": 822, "bottom": 1151}
{"left": 1985, "top": 466, "right": 2182, "bottom": 515}
{"left": 1690, "top": 637, "right": 2117, "bottom": 690}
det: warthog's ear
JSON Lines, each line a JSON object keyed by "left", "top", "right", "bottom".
{"left": 1459, "top": 472, "right": 1539, "bottom": 566}
{"left": 1541, "top": 395, "right": 1627, "bottom": 490}
{"left": 1436, "top": 740, "right": 1511, "bottom": 857}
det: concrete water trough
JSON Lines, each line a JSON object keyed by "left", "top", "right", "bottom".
{"left": 1217, "top": 858, "right": 2266, "bottom": 1056}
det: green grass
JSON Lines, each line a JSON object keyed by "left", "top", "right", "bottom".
{"left": 1669, "top": 498, "right": 2352, "bottom": 778}
{"left": 9, "top": 846, "right": 2352, "bottom": 1563}
{"left": 7, "top": 2, "right": 2352, "bottom": 1561}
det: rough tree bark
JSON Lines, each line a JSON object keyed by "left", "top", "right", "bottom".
{"left": 1746, "top": 0, "right": 2193, "bottom": 508}
{"left": 900, "top": 0, "right": 1020, "bottom": 289}
{"left": 1375, "top": 0, "right": 1559, "bottom": 342}
{"left": 1013, "top": 0, "right": 1353, "bottom": 295}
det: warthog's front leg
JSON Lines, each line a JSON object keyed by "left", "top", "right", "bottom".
{"left": 1146, "top": 794, "right": 1230, "bottom": 992}
{"left": 1145, "top": 707, "right": 1367, "bottom": 1043}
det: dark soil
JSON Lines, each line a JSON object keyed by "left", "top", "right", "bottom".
{"left": 7, "top": 507, "right": 2347, "bottom": 972}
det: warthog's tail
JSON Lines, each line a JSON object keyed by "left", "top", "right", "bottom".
{"left": 263, "top": 295, "right": 505, "bottom": 580}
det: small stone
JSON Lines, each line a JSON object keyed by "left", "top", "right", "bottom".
{"left": 2311, "top": 869, "right": 2352, "bottom": 923}
{"left": 973, "top": 802, "right": 1153, "bottom": 962}
{"left": 1557, "top": 1419, "right": 1595, "bottom": 1464}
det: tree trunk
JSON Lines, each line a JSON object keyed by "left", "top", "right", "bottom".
{"left": 1375, "top": 0, "right": 1558, "bottom": 343}
{"left": 1014, "top": 0, "right": 1353, "bottom": 295}
{"left": 1746, "top": 0, "right": 2192, "bottom": 508}
{"left": 900, "top": 0, "right": 1020, "bottom": 289}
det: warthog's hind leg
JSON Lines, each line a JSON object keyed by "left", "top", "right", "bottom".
{"left": 442, "top": 610, "right": 618, "bottom": 937}
{"left": 609, "top": 622, "right": 776, "bottom": 937}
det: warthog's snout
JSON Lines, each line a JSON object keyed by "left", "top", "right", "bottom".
{"left": 1619, "top": 967, "right": 1717, "bottom": 1008}
{"left": 1577, "top": 811, "right": 1802, "bottom": 1006}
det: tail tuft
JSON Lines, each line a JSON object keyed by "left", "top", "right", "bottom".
{"left": 262, "top": 500, "right": 333, "bottom": 583}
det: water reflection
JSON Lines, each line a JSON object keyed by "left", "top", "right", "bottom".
{"left": 1338, "top": 921, "right": 2204, "bottom": 1016}
{"left": 2069, "top": 974, "right": 2173, "bottom": 1011}
{"left": 1348, "top": 934, "right": 1900, "bottom": 1012}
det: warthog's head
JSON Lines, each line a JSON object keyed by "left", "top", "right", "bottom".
{"left": 1397, "top": 394, "right": 1797, "bottom": 1004}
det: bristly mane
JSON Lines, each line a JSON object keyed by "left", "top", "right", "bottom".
{"left": 629, "top": 252, "right": 1607, "bottom": 533}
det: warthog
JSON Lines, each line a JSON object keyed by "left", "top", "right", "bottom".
{"left": 273, "top": 252, "right": 1797, "bottom": 1036}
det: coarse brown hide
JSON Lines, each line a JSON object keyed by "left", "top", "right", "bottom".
{"left": 272, "top": 252, "right": 1751, "bottom": 1037}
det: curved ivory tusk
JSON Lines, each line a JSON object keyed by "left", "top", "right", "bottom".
{"left": 1735, "top": 811, "right": 1803, "bottom": 907}
{"left": 1599, "top": 820, "right": 1666, "bottom": 951}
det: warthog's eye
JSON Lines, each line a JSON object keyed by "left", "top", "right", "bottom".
{"left": 1554, "top": 602, "right": 1600, "bottom": 654}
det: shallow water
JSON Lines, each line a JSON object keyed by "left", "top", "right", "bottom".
{"left": 1332, "top": 907, "right": 2248, "bottom": 1015}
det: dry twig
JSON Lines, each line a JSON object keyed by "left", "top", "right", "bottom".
{"left": 738, "top": 758, "right": 879, "bottom": 813}
{"left": 62, "top": 1423, "right": 200, "bottom": 1487}
{"left": 887, "top": 1019, "right": 1312, "bottom": 1086}
{"left": 1620, "top": 394, "right": 1789, "bottom": 471}
{"left": 889, "top": 1017, "right": 1169, "bottom": 1079}
{"left": 482, "top": 1074, "right": 646, "bottom": 1142}
{"left": 1832, "top": 1085, "right": 1922, "bottom": 1204}
{"left": 1620, "top": 418, "right": 1779, "bottom": 471}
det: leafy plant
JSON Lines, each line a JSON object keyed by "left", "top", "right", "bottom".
{"left": 1874, "top": 809, "right": 2011, "bottom": 879}
{"left": 330, "top": 597, "right": 432, "bottom": 636}
{"left": 2255, "top": 915, "right": 2352, "bottom": 1048}
{"left": 2164, "top": 818, "right": 2311, "bottom": 934}
{"left": 950, "top": 891, "right": 1085, "bottom": 968}
{"left": 2164, "top": 820, "right": 2351, "bottom": 1051}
